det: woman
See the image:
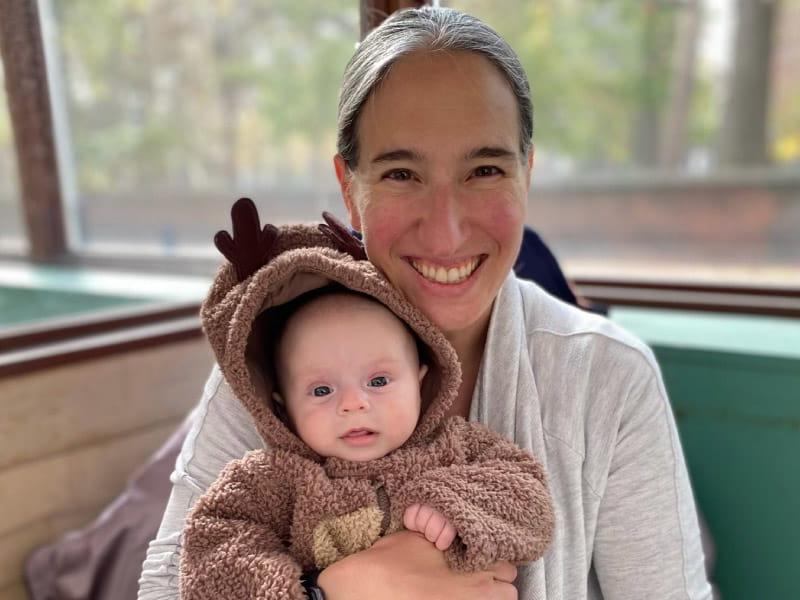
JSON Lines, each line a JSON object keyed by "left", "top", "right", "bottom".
{"left": 139, "top": 7, "right": 712, "bottom": 599}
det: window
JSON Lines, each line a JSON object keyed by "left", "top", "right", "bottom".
{"left": 1, "top": 0, "right": 796, "bottom": 310}
{"left": 448, "top": 0, "right": 800, "bottom": 286}
{"left": 0, "top": 63, "right": 25, "bottom": 253}
{"left": 44, "top": 0, "right": 358, "bottom": 257}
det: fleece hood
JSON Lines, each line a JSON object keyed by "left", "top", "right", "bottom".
{"left": 201, "top": 198, "right": 462, "bottom": 462}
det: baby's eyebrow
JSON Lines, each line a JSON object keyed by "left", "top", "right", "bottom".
{"left": 365, "top": 356, "right": 400, "bottom": 367}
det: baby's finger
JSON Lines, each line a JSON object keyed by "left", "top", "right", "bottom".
{"left": 434, "top": 523, "right": 457, "bottom": 551}
{"left": 424, "top": 513, "right": 446, "bottom": 544}
{"left": 415, "top": 505, "right": 435, "bottom": 531}
{"left": 403, "top": 504, "right": 421, "bottom": 531}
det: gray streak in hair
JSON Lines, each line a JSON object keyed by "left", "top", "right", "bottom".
{"left": 336, "top": 6, "right": 533, "bottom": 169}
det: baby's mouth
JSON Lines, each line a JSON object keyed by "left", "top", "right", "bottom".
{"left": 341, "top": 428, "right": 376, "bottom": 439}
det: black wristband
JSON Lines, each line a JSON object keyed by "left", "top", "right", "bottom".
{"left": 302, "top": 569, "right": 326, "bottom": 600}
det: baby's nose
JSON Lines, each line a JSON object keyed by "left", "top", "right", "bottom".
{"left": 338, "top": 388, "right": 369, "bottom": 413}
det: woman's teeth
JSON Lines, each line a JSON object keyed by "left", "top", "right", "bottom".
{"left": 411, "top": 258, "right": 480, "bottom": 284}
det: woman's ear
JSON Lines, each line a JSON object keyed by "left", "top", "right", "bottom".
{"left": 525, "top": 146, "right": 535, "bottom": 187}
{"left": 333, "top": 154, "right": 363, "bottom": 232}
{"left": 418, "top": 363, "right": 429, "bottom": 383}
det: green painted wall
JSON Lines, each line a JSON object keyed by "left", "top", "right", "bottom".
{"left": 0, "top": 286, "right": 147, "bottom": 327}
{"left": 613, "top": 309, "right": 800, "bottom": 600}
{"left": 0, "top": 263, "right": 209, "bottom": 329}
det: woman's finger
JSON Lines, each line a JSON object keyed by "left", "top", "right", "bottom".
{"left": 488, "top": 560, "right": 518, "bottom": 584}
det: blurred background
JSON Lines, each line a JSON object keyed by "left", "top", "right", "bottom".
{"left": 1, "top": 1, "right": 798, "bottom": 599}
{"left": 2, "top": 0, "right": 798, "bottom": 283}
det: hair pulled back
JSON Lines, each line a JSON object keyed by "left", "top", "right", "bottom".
{"left": 336, "top": 6, "right": 533, "bottom": 168}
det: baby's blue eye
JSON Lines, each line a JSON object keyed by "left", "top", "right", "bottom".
{"left": 368, "top": 376, "right": 388, "bottom": 387}
{"left": 313, "top": 386, "right": 333, "bottom": 397}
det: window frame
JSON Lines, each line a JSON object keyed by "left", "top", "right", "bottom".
{"left": 0, "top": 302, "right": 202, "bottom": 378}
{"left": 0, "top": 0, "right": 797, "bottom": 367}
{"left": 0, "top": 0, "right": 67, "bottom": 261}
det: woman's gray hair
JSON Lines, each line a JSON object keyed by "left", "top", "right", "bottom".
{"left": 337, "top": 6, "right": 533, "bottom": 168}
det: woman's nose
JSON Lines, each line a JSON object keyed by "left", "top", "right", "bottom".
{"left": 418, "top": 184, "right": 468, "bottom": 254}
{"left": 337, "top": 387, "right": 369, "bottom": 414}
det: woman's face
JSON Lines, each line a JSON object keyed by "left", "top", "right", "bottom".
{"left": 335, "top": 51, "right": 532, "bottom": 341}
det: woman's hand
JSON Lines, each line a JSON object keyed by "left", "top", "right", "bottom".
{"left": 317, "top": 529, "right": 518, "bottom": 600}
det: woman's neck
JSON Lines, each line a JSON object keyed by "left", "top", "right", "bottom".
{"left": 445, "top": 317, "right": 490, "bottom": 419}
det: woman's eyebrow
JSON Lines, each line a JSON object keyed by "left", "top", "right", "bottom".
{"left": 371, "top": 149, "right": 424, "bottom": 164}
{"left": 370, "top": 146, "right": 516, "bottom": 164}
{"left": 464, "top": 146, "right": 516, "bottom": 161}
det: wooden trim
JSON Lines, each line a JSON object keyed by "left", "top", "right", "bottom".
{"left": 1, "top": 278, "right": 795, "bottom": 380}
{"left": 360, "top": 0, "right": 430, "bottom": 39}
{"left": 532, "top": 167, "right": 800, "bottom": 192}
{"left": 0, "top": 0, "right": 67, "bottom": 261}
{"left": 0, "top": 300, "right": 201, "bottom": 351}
{"left": 0, "top": 316, "right": 203, "bottom": 378}
{"left": 574, "top": 278, "right": 800, "bottom": 298}
{"left": 574, "top": 281, "right": 800, "bottom": 318}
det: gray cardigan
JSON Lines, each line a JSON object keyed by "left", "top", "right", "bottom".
{"left": 138, "top": 274, "right": 712, "bottom": 599}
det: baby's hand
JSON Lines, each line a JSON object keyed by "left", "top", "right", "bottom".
{"left": 403, "top": 503, "right": 457, "bottom": 551}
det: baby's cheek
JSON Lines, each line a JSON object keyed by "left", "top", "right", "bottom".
{"left": 393, "top": 404, "right": 421, "bottom": 443}
{"left": 294, "top": 409, "right": 331, "bottom": 451}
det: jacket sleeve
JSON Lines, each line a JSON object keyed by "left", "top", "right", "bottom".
{"left": 179, "top": 451, "right": 306, "bottom": 600}
{"left": 392, "top": 420, "right": 554, "bottom": 572}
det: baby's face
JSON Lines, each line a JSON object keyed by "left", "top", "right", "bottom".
{"left": 277, "top": 295, "right": 427, "bottom": 462}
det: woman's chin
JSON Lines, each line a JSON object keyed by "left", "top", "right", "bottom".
{"left": 396, "top": 268, "right": 496, "bottom": 341}
{"left": 416, "top": 296, "right": 493, "bottom": 343}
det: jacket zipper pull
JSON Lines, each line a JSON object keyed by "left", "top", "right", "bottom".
{"left": 374, "top": 482, "right": 391, "bottom": 536}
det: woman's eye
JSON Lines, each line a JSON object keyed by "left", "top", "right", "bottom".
{"left": 474, "top": 165, "right": 502, "bottom": 177}
{"left": 312, "top": 385, "right": 333, "bottom": 397}
{"left": 384, "top": 169, "right": 412, "bottom": 182}
{"left": 368, "top": 376, "right": 389, "bottom": 388}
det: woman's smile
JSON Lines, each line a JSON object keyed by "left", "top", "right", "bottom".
{"left": 408, "top": 255, "right": 485, "bottom": 285}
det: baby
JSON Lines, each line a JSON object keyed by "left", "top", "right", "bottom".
{"left": 179, "top": 211, "right": 554, "bottom": 600}
{"left": 274, "top": 290, "right": 457, "bottom": 551}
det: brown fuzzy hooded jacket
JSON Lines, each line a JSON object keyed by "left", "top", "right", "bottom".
{"left": 179, "top": 199, "right": 554, "bottom": 600}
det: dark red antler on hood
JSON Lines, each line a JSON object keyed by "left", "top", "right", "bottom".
{"left": 213, "top": 197, "right": 280, "bottom": 282}
{"left": 318, "top": 211, "right": 367, "bottom": 261}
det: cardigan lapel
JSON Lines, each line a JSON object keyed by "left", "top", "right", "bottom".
{"left": 471, "top": 272, "right": 548, "bottom": 599}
